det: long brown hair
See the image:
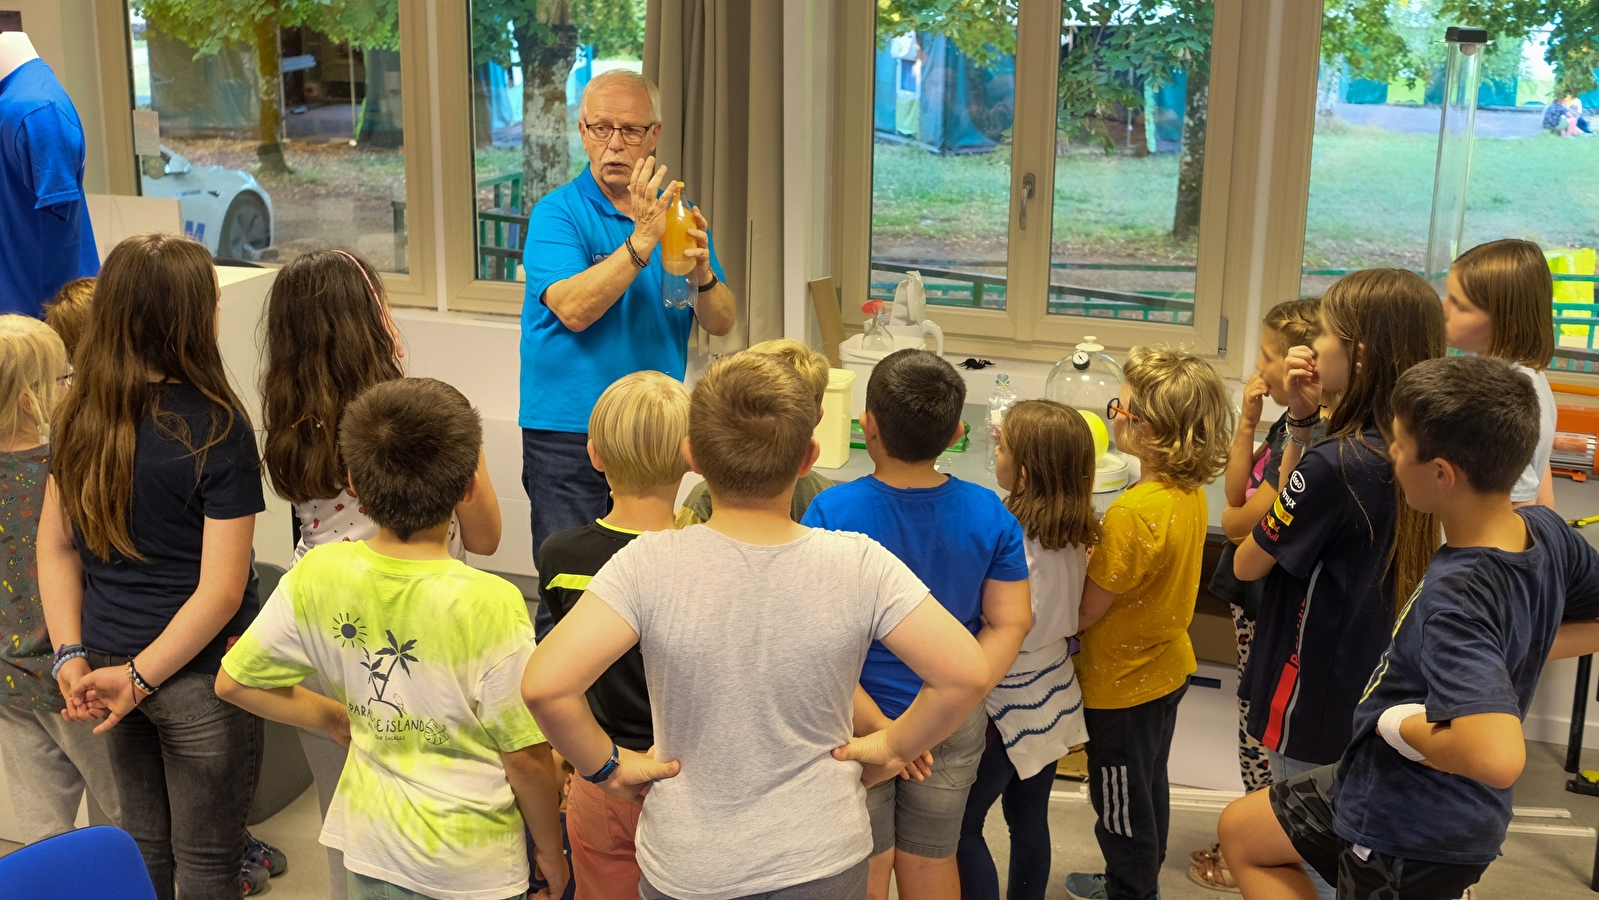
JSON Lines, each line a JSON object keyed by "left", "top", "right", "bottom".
{"left": 1319, "top": 268, "right": 1445, "bottom": 609}
{"left": 1451, "top": 238, "right": 1555, "bottom": 370}
{"left": 1001, "top": 400, "right": 1102, "bottom": 551}
{"left": 261, "top": 249, "right": 403, "bottom": 504}
{"left": 52, "top": 233, "right": 245, "bottom": 560}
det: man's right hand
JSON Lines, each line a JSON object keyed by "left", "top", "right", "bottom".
{"left": 628, "top": 156, "right": 675, "bottom": 251}
{"left": 600, "top": 745, "right": 681, "bottom": 803}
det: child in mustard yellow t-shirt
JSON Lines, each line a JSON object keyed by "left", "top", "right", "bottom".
{"left": 1065, "top": 347, "right": 1235, "bottom": 900}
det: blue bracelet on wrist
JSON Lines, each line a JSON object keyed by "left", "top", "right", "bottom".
{"left": 50, "top": 646, "right": 86, "bottom": 681}
{"left": 582, "top": 743, "right": 620, "bottom": 784}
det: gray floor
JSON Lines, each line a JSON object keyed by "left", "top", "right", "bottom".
{"left": 4, "top": 738, "right": 1597, "bottom": 898}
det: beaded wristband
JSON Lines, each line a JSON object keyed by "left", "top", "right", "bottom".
{"left": 126, "top": 660, "right": 159, "bottom": 696}
{"left": 50, "top": 648, "right": 86, "bottom": 681}
{"left": 624, "top": 236, "right": 647, "bottom": 269}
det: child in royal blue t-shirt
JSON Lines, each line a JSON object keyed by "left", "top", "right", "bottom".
{"left": 802, "top": 349, "right": 1030, "bottom": 898}
{"left": 1221, "top": 356, "right": 1599, "bottom": 899}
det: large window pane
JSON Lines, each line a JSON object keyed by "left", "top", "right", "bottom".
{"left": 869, "top": 11, "right": 1017, "bottom": 312}
{"left": 128, "top": 4, "right": 407, "bottom": 270}
{"left": 1045, "top": 4, "right": 1214, "bottom": 326}
{"left": 468, "top": 4, "right": 646, "bottom": 283}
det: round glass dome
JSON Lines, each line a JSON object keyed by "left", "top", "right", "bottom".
{"left": 1045, "top": 336, "right": 1126, "bottom": 449}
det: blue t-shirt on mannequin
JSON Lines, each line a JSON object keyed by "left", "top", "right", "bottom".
{"left": 0, "top": 58, "right": 98, "bottom": 317}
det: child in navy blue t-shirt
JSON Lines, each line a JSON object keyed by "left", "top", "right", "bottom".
{"left": 802, "top": 349, "right": 1031, "bottom": 898}
{"left": 1221, "top": 356, "right": 1599, "bottom": 900}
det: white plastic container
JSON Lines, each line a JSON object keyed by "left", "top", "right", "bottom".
{"left": 839, "top": 332, "right": 940, "bottom": 418}
{"left": 815, "top": 368, "right": 856, "bottom": 469}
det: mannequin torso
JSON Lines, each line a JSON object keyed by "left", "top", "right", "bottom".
{"left": 0, "top": 33, "right": 39, "bottom": 82}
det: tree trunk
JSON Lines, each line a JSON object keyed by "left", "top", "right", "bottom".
{"left": 513, "top": 5, "right": 578, "bottom": 213}
{"left": 254, "top": 12, "right": 288, "bottom": 174}
{"left": 1171, "top": 60, "right": 1209, "bottom": 243}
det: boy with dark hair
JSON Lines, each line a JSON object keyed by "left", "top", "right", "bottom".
{"left": 524, "top": 353, "right": 990, "bottom": 900}
{"left": 1220, "top": 356, "right": 1599, "bottom": 900}
{"left": 217, "top": 378, "right": 567, "bottom": 900}
{"left": 801, "top": 349, "right": 1032, "bottom": 900}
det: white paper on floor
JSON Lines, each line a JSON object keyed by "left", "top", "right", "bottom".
{"left": 1169, "top": 661, "right": 1247, "bottom": 794}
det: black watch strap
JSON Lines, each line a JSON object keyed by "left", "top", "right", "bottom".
{"left": 698, "top": 273, "right": 719, "bottom": 293}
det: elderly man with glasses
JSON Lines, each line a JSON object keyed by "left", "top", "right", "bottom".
{"left": 518, "top": 69, "right": 734, "bottom": 615}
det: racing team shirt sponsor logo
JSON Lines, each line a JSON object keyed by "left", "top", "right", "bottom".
{"left": 1288, "top": 469, "right": 1306, "bottom": 495}
{"left": 1272, "top": 494, "right": 1295, "bottom": 528}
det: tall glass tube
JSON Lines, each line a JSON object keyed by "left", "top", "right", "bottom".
{"left": 1424, "top": 26, "right": 1489, "bottom": 292}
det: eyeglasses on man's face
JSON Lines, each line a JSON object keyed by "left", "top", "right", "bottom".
{"left": 1106, "top": 396, "right": 1139, "bottom": 422}
{"left": 581, "top": 121, "right": 657, "bottom": 145}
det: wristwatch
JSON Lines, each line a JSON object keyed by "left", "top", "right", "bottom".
{"left": 583, "top": 743, "right": 621, "bottom": 784}
{"left": 698, "top": 272, "right": 719, "bottom": 293}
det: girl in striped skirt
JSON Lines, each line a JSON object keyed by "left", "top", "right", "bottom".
{"left": 957, "top": 399, "right": 1102, "bottom": 900}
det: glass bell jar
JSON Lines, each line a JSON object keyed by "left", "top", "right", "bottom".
{"left": 1045, "top": 336, "right": 1129, "bottom": 492}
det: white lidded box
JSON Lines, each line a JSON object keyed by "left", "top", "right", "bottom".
{"left": 815, "top": 368, "right": 856, "bottom": 469}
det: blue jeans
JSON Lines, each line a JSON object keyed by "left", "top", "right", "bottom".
{"left": 957, "top": 726, "right": 1058, "bottom": 900}
{"left": 522, "top": 428, "right": 612, "bottom": 638}
{"left": 89, "top": 654, "right": 262, "bottom": 900}
{"left": 1266, "top": 749, "right": 1337, "bottom": 900}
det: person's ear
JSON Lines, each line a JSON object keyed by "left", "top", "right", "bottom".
{"left": 345, "top": 471, "right": 359, "bottom": 499}
{"left": 1434, "top": 457, "right": 1459, "bottom": 492}
{"left": 16, "top": 391, "right": 34, "bottom": 422}
{"left": 1014, "top": 465, "right": 1027, "bottom": 492}
{"left": 681, "top": 435, "right": 703, "bottom": 475}
{"left": 586, "top": 439, "right": 606, "bottom": 473}
{"left": 947, "top": 420, "right": 966, "bottom": 449}
{"left": 797, "top": 438, "right": 821, "bottom": 478}
{"left": 861, "top": 410, "right": 880, "bottom": 444}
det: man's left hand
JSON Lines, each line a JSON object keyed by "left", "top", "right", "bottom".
{"left": 686, "top": 205, "right": 714, "bottom": 288}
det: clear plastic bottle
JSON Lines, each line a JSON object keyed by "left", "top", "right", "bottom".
{"left": 986, "top": 373, "right": 1016, "bottom": 472}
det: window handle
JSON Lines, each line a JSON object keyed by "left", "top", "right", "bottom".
{"left": 1019, "top": 173, "right": 1036, "bottom": 231}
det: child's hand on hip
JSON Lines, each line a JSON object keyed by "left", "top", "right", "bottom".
{"left": 601, "top": 745, "right": 681, "bottom": 803}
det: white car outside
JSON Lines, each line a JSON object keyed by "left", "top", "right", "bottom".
{"left": 140, "top": 147, "right": 274, "bottom": 262}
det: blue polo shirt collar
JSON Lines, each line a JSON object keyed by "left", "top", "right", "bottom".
{"left": 576, "top": 166, "right": 632, "bottom": 220}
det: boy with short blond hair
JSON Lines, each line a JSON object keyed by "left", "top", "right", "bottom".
{"left": 802, "top": 348, "right": 1032, "bottom": 900}
{"left": 535, "top": 370, "right": 691, "bottom": 899}
{"left": 678, "top": 338, "right": 835, "bottom": 526}
{"left": 217, "top": 377, "right": 566, "bottom": 900}
{"left": 524, "top": 353, "right": 991, "bottom": 900}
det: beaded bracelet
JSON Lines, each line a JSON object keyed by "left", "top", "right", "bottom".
{"left": 50, "top": 645, "right": 86, "bottom": 681}
{"left": 126, "top": 660, "right": 159, "bottom": 696}
{"left": 624, "top": 236, "right": 647, "bottom": 269}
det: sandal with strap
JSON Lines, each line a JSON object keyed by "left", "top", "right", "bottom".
{"left": 1191, "top": 842, "right": 1221, "bottom": 867}
{"left": 1188, "top": 849, "right": 1241, "bottom": 894}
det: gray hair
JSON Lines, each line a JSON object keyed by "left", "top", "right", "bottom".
{"left": 579, "top": 69, "right": 662, "bottom": 123}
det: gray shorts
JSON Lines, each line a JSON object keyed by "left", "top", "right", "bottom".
{"left": 866, "top": 704, "right": 988, "bottom": 858}
{"left": 639, "top": 859, "right": 867, "bottom": 900}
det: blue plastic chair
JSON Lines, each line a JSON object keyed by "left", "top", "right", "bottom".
{"left": 0, "top": 825, "right": 157, "bottom": 900}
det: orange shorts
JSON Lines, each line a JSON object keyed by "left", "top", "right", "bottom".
{"left": 566, "top": 774, "right": 645, "bottom": 900}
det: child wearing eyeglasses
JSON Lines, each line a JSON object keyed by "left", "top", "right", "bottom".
{"left": 1064, "top": 346, "right": 1234, "bottom": 900}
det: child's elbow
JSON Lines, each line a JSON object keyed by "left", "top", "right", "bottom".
{"left": 1475, "top": 746, "right": 1526, "bottom": 790}
{"left": 214, "top": 670, "right": 242, "bottom": 703}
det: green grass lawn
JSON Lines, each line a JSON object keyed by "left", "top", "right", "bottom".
{"left": 868, "top": 124, "right": 1599, "bottom": 271}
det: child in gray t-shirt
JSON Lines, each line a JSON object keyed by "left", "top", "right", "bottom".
{"left": 524, "top": 354, "right": 990, "bottom": 900}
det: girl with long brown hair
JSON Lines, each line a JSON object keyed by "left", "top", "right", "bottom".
{"left": 958, "top": 399, "right": 1101, "bottom": 900}
{"left": 38, "top": 233, "right": 265, "bottom": 900}
{"left": 1231, "top": 268, "right": 1444, "bottom": 898}
{"left": 260, "top": 248, "right": 499, "bottom": 562}
{"left": 258, "top": 248, "right": 499, "bottom": 900}
{"left": 1445, "top": 238, "right": 1558, "bottom": 507}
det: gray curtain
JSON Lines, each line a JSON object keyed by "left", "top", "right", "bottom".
{"left": 645, "top": 0, "right": 784, "bottom": 355}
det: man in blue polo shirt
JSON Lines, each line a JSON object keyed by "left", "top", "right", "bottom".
{"left": 519, "top": 69, "right": 734, "bottom": 597}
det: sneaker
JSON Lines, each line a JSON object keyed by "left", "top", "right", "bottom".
{"left": 240, "top": 859, "right": 270, "bottom": 897}
{"left": 1065, "top": 873, "right": 1161, "bottom": 900}
{"left": 1065, "top": 873, "right": 1108, "bottom": 900}
{"left": 245, "top": 832, "right": 288, "bottom": 877}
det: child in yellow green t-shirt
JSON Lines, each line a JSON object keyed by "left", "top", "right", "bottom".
{"left": 1064, "top": 347, "right": 1234, "bottom": 900}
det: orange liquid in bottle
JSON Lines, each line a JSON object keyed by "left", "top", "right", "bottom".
{"left": 660, "top": 192, "right": 696, "bottom": 276}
